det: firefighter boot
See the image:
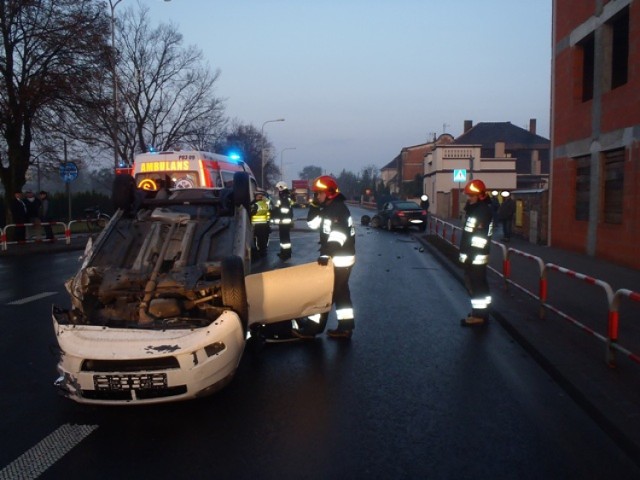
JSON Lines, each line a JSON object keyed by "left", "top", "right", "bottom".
{"left": 327, "top": 321, "right": 353, "bottom": 339}
{"left": 278, "top": 249, "right": 291, "bottom": 260}
{"left": 291, "top": 318, "right": 317, "bottom": 340}
{"left": 460, "top": 315, "right": 487, "bottom": 327}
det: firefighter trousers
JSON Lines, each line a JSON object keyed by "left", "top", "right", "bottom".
{"left": 333, "top": 265, "right": 354, "bottom": 329}
{"left": 278, "top": 224, "right": 292, "bottom": 253}
{"left": 463, "top": 264, "right": 490, "bottom": 319}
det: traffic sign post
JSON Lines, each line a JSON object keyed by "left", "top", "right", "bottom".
{"left": 453, "top": 169, "right": 467, "bottom": 183}
{"left": 59, "top": 157, "right": 78, "bottom": 222}
{"left": 454, "top": 170, "right": 467, "bottom": 219}
{"left": 59, "top": 162, "right": 79, "bottom": 183}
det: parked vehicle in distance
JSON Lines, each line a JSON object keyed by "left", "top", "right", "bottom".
{"left": 291, "top": 179, "right": 310, "bottom": 207}
{"left": 370, "top": 200, "right": 427, "bottom": 231}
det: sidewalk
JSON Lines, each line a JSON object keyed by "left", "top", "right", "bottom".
{"left": 416, "top": 224, "right": 640, "bottom": 467}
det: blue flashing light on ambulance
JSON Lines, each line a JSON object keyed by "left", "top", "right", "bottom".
{"left": 129, "top": 150, "right": 257, "bottom": 192}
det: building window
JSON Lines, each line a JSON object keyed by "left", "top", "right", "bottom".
{"left": 603, "top": 149, "right": 625, "bottom": 224}
{"left": 609, "top": 7, "right": 629, "bottom": 89}
{"left": 575, "top": 156, "right": 590, "bottom": 221}
{"left": 579, "top": 34, "right": 595, "bottom": 102}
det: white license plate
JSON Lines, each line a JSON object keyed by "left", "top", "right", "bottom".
{"left": 93, "top": 373, "right": 167, "bottom": 391}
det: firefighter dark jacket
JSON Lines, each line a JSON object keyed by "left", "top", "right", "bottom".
{"left": 271, "top": 190, "right": 294, "bottom": 223}
{"left": 459, "top": 198, "right": 493, "bottom": 265}
{"left": 307, "top": 192, "right": 355, "bottom": 260}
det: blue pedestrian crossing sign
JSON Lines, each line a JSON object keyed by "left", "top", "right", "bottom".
{"left": 453, "top": 169, "right": 467, "bottom": 182}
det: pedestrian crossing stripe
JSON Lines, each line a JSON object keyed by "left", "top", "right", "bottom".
{"left": 453, "top": 169, "right": 467, "bottom": 182}
{"left": 6, "top": 292, "right": 57, "bottom": 305}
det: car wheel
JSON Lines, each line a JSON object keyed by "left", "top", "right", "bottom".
{"left": 370, "top": 215, "right": 381, "bottom": 228}
{"left": 387, "top": 218, "right": 393, "bottom": 231}
{"left": 233, "top": 172, "right": 251, "bottom": 209}
{"left": 418, "top": 222, "right": 427, "bottom": 232}
{"left": 361, "top": 215, "right": 371, "bottom": 226}
{"left": 221, "top": 255, "right": 249, "bottom": 332}
{"left": 112, "top": 174, "right": 136, "bottom": 212}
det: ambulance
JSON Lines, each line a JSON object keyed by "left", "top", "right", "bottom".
{"left": 132, "top": 150, "right": 257, "bottom": 191}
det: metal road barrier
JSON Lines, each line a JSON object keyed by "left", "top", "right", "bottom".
{"left": 426, "top": 215, "right": 640, "bottom": 369}
{"left": 1, "top": 222, "right": 69, "bottom": 250}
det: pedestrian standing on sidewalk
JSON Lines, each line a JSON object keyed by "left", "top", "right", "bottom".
{"left": 24, "top": 190, "right": 41, "bottom": 239}
{"left": 498, "top": 191, "right": 515, "bottom": 242}
{"left": 9, "top": 191, "right": 27, "bottom": 242}
{"left": 39, "top": 191, "right": 54, "bottom": 240}
{"left": 420, "top": 194, "right": 430, "bottom": 212}
{"left": 459, "top": 179, "right": 493, "bottom": 327}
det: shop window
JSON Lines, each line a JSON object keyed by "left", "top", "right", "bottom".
{"left": 603, "top": 149, "right": 625, "bottom": 224}
{"left": 575, "top": 156, "right": 590, "bottom": 221}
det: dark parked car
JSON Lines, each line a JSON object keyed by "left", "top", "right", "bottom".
{"left": 368, "top": 200, "right": 427, "bottom": 231}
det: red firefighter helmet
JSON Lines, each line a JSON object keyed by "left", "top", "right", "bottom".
{"left": 311, "top": 175, "right": 339, "bottom": 199}
{"left": 464, "top": 179, "right": 487, "bottom": 198}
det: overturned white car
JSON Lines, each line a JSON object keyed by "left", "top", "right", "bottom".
{"left": 53, "top": 173, "right": 333, "bottom": 405}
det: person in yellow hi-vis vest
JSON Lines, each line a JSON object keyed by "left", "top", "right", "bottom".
{"left": 251, "top": 190, "right": 271, "bottom": 258}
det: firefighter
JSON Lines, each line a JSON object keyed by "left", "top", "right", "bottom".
{"left": 292, "top": 175, "right": 356, "bottom": 339}
{"left": 459, "top": 178, "right": 493, "bottom": 326}
{"left": 250, "top": 190, "right": 271, "bottom": 258}
{"left": 272, "top": 181, "right": 294, "bottom": 260}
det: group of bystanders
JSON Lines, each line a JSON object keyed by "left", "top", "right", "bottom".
{"left": 8, "top": 190, "right": 53, "bottom": 242}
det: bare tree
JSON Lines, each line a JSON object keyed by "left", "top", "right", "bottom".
{"left": 181, "top": 114, "right": 229, "bottom": 152}
{"left": 0, "top": 0, "right": 110, "bottom": 214}
{"left": 219, "top": 121, "right": 278, "bottom": 188}
{"left": 116, "top": 4, "right": 225, "bottom": 162}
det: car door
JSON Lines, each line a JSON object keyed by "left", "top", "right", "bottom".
{"left": 245, "top": 260, "right": 334, "bottom": 325}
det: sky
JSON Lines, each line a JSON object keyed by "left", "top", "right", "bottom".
{"left": 137, "top": 0, "right": 552, "bottom": 183}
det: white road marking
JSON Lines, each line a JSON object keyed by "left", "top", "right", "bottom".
{"left": 0, "top": 423, "right": 98, "bottom": 480}
{"left": 6, "top": 292, "right": 57, "bottom": 306}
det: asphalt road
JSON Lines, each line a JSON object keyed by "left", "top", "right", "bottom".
{"left": 1, "top": 205, "right": 638, "bottom": 479}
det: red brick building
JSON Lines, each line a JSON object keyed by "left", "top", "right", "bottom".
{"left": 551, "top": 0, "right": 640, "bottom": 268}
{"left": 381, "top": 135, "right": 453, "bottom": 197}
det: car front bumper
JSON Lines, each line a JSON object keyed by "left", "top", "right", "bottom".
{"left": 53, "top": 309, "right": 246, "bottom": 405}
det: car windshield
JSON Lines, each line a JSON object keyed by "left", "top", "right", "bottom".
{"left": 394, "top": 202, "right": 421, "bottom": 210}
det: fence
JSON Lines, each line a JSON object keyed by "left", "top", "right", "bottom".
{"left": 1, "top": 219, "right": 105, "bottom": 251}
{"left": 427, "top": 215, "right": 640, "bottom": 369}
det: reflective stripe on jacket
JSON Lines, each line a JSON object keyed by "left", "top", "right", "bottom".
{"left": 307, "top": 193, "right": 355, "bottom": 265}
{"left": 459, "top": 198, "right": 493, "bottom": 265}
{"left": 272, "top": 193, "right": 294, "bottom": 224}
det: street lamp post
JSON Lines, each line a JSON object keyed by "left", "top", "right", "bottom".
{"left": 109, "top": 0, "right": 172, "bottom": 168}
{"left": 280, "top": 147, "right": 296, "bottom": 182}
{"left": 109, "top": 0, "right": 123, "bottom": 169}
{"left": 260, "top": 118, "right": 285, "bottom": 188}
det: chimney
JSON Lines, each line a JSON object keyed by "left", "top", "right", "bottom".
{"left": 529, "top": 118, "right": 537, "bottom": 134}
{"left": 495, "top": 142, "right": 505, "bottom": 158}
{"left": 464, "top": 120, "right": 473, "bottom": 133}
